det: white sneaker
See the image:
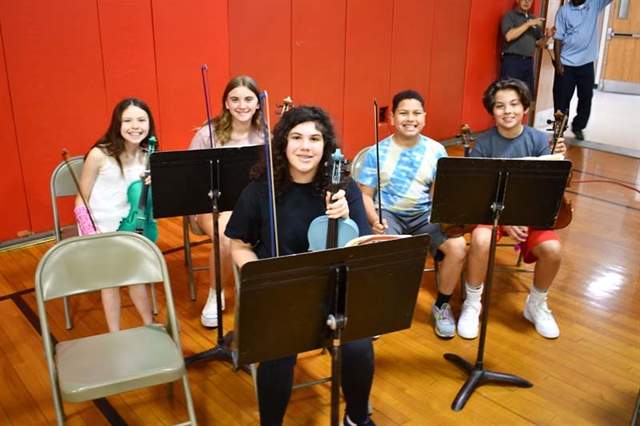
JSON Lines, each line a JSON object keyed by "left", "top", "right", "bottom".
{"left": 457, "top": 299, "right": 482, "bottom": 339}
{"left": 523, "top": 295, "right": 560, "bottom": 339}
{"left": 201, "top": 288, "right": 226, "bottom": 328}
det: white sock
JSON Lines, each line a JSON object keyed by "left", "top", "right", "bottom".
{"left": 344, "top": 414, "right": 357, "bottom": 426}
{"left": 465, "top": 283, "right": 483, "bottom": 303}
{"left": 529, "top": 284, "right": 548, "bottom": 302}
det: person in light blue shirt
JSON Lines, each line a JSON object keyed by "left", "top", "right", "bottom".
{"left": 357, "top": 90, "right": 467, "bottom": 340}
{"left": 554, "top": 0, "right": 613, "bottom": 141}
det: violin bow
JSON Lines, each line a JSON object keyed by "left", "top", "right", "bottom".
{"left": 258, "top": 91, "right": 280, "bottom": 257}
{"left": 61, "top": 149, "right": 100, "bottom": 233}
{"left": 201, "top": 64, "right": 215, "bottom": 148}
{"left": 373, "top": 99, "right": 383, "bottom": 225}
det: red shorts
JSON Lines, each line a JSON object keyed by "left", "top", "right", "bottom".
{"left": 475, "top": 225, "right": 560, "bottom": 264}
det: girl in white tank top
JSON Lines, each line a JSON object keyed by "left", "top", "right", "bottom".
{"left": 74, "top": 98, "right": 157, "bottom": 332}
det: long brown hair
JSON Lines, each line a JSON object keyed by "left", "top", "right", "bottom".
{"left": 200, "top": 75, "right": 264, "bottom": 146}
{"left": 91, "top": 98, "right": 157, "bottom": 173}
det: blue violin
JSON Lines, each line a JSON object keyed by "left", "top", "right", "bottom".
{"left": 117, "top": 136, "right": 158, "bottom": 242}
{"left": 307, "top": 148, "right": 359, "bottom": 250}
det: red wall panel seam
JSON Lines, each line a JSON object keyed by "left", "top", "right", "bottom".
{"left": 0, "top": 28, "right": 33, "bottom": 235}
{"left": 95, "top": 0, "right": 109, "bottom": 132}
{"left": 149, "top": 0, "right": 162, "bottom": 138}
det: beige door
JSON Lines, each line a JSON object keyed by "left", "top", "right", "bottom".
{"left": 600, "top": 0, "right": 640, "bottom": 94}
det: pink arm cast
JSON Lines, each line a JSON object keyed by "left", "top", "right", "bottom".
{"left": 74, "top": 205, "right": 98, "bottom": 235}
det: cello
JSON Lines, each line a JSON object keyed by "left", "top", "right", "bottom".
{"left": 117, "top": 136, "right": 159, "bottom": 241}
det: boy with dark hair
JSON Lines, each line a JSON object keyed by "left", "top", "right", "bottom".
{"left": 357, "top": 90, "right": 467, "bottom": 339}
{"left": 461, "top": 78, "right": 567, "bottom": 340}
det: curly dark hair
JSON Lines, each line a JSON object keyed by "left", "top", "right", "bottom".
{"left": 250, "top": 105, "right": 343, "bottom": 199}
{"left": 91, "top": 98, "right": 157, "bottom": 174}
{"left": 482, "top": 78, "right": 532, "bottom": 115}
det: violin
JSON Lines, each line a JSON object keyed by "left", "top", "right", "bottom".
{"left": 442, "top": 124, "right": 476, "bottom": 238}
{"left": 550, "top": 110, "right": 573, "bottom": 229}
{"left": 276, "top": 97, "right": 293, "bottom": 115}
{"left": 307, "top": 149, "right": 360, "bottom": 250}
{"left": 458, "top": 123, "right": 473, "bottom": 157}
{"left": 117, "top": 136, "right": 159, "bottom": 241}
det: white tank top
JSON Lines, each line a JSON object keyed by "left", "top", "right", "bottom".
{"left": 89, "top": 156, "right": 145, "bottom": 233}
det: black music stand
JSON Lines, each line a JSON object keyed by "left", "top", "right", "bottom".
{"left": 150, "top": 145, "right": 262, "bottom": 367}
{"left": 235, "top": 235, "right": 430, "bottom": 426}
{"left": 431, "top": 157, "right": 572, "bottom": 411}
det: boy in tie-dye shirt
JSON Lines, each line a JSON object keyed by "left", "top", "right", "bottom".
{"left": 357, "top": 90, "right": 467, "bottom": 339}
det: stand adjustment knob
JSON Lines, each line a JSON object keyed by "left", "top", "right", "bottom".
{"left": 327, "top": 315, "right": 337, "bottom": 330}
{"left": 327, "top": 314, "right": 347, "bottom": 330}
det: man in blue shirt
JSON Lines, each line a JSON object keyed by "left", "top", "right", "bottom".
{"left": 554, "top": 0, "right": 613, "bottom": 141}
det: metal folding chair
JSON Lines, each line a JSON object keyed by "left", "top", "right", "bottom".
{"left": 35, "top": 232, "right": 197, "bottom": 426}
{"left": 182, "top": 215, "right": 211, "bottom": 301}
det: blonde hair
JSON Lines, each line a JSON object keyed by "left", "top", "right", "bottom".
{"left": 198, "top": 75, "right": 264, "bottom": 146}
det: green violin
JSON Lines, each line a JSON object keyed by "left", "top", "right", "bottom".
{"left": 117, "top": 136, "right": 158, "bottom": 242}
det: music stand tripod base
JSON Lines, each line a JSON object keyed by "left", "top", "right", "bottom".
{"left": 443, "top": 354, "right": 533, "bottom": 411}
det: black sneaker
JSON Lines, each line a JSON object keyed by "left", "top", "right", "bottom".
{"left": 572, "top": 128, "right": 585, "bottom": 141}
{"left": 343, "top": 414, "right": 376, "bottom": 426}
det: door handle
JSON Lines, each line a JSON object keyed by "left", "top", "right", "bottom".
{"left": 612, "top": 32, "right": 640, "bottom": 37}
{"left": 606, "top": 28, "right": 640, "bottom": 39}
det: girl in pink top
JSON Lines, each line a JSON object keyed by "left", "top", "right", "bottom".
{"left": 188, "top": 75, "right": 264, "bottom": 327}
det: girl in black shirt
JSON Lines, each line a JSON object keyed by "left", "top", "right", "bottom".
{"left": 226, "top": 106, "right": 375, "bottom": 426}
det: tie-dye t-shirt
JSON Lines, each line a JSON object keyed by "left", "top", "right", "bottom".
{"left": 356, "top": 134, "right": 447, "bottom": 217}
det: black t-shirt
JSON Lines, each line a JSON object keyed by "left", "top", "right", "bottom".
{"left": 225, "top": 177, "right": 371, "bottom": 259}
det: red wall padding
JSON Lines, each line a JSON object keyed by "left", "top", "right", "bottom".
{"left": 0, "top": 0, "right": 524, "bottom": 242}
{"left": 1, "top": 1, "right": 108, "bottom": 240}
{"left": 291, "top": 0, "right": 347, "bottom": 145}
{"left": 387, "top": 0, "right": 436, "bottom": 143}
{"left": 152, "top": 0, "right": 231, "bottom": 150}
{"left": 0, "top": 30, "right": 30, "bottom": 238}
{"left": 98, "top": 0, "right": 159, "bottom": 125}
{"left": 228, "top": 0, "right": 291, "bottom": 127}
{"left": 426, "top": 1, "right": 472, "bottom": 141}
{"left": 461, "top": 0, "right": 516, "bottom": 135}
{"left": 342, "top": 0, "right": 394, "bottom": 159}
